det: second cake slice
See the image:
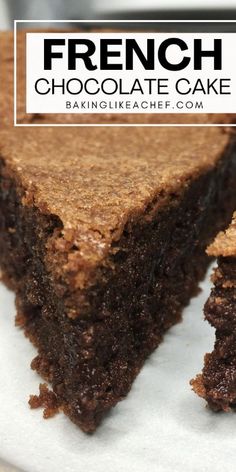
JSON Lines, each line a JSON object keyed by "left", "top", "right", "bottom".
{"left": 192, "top": 213, "right": 236, "bottom": 410}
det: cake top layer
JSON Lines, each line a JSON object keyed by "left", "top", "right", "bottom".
{"left": 0, "top": 126, "right": 232, "bottom": 267}
{"left": 207, "top": 212, "right": 236, "bottom": 258}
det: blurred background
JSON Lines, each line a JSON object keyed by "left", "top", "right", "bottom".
{"left": 0, "top": 0, "right": 236, "bottom": 30}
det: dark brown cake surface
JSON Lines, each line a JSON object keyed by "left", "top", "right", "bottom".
{"left": 191, "top": 213, "right": 236, "bottom": 410}
{"left": 1, "top": 124, "right": 236, "bottom": 432}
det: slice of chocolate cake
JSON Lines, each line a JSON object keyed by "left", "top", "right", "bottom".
{"left": 191, "top": 213, "right": 236, "bottom": 411}
{"left": 0, "top": 125, "right": 236, "bottom": 432}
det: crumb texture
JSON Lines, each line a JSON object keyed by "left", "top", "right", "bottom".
{"left": 29, "top": 383, "right": 59, "bottom": 419}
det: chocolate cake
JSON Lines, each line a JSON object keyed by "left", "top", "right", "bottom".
{"left": 191, "top": 213, "right": 236, "bottom": 411}
{"left": 1, "top": 125, "right": 236, "bottom": 432}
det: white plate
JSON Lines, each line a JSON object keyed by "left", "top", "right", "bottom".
{"left": 1, "top": 265, "right": 236, "bottom": 472}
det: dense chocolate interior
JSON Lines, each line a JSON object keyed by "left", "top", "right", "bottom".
{"left": 1, "top": 145, "right": 236, "bottom": 432}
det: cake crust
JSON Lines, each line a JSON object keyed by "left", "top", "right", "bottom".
{"left": 207, "top": 212, "right": 236, "bottom": 257}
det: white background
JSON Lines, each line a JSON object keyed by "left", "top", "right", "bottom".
{"left": 26, "top": 32, "right": 236, "bottom": 114}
